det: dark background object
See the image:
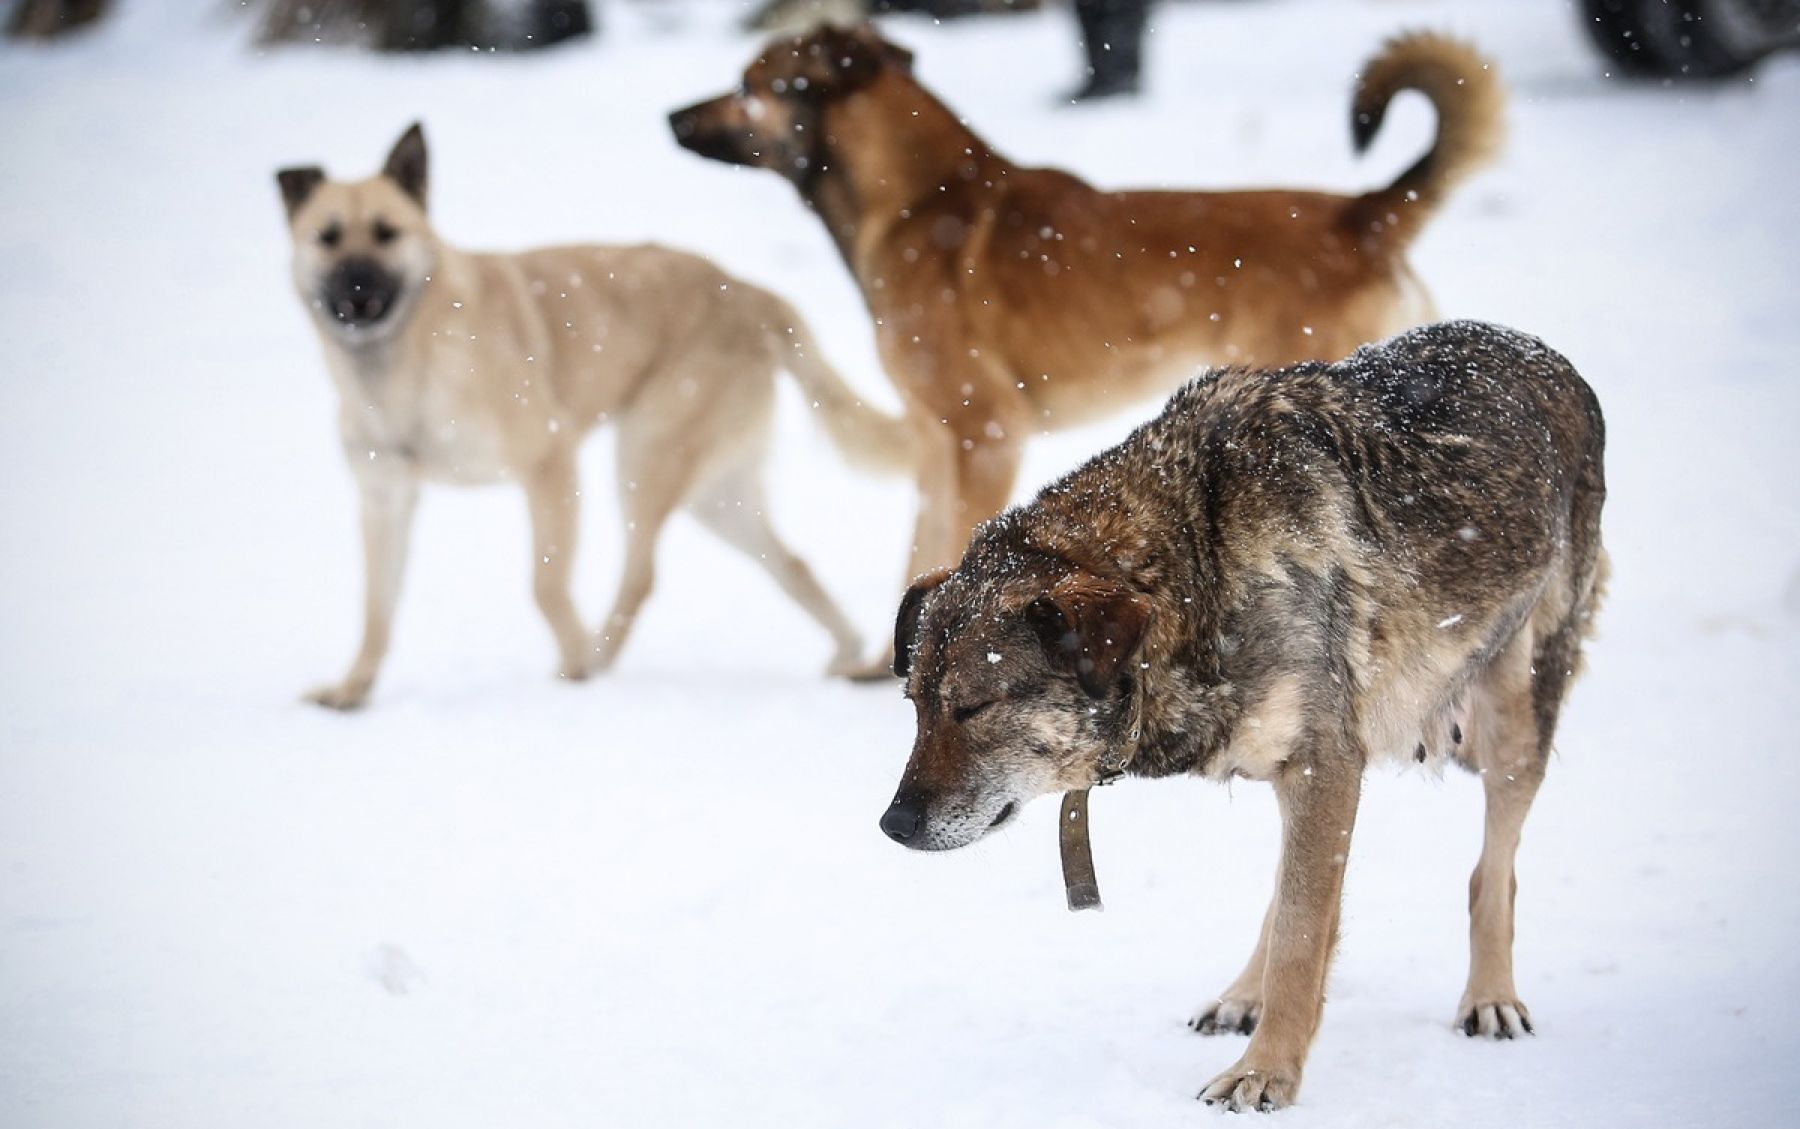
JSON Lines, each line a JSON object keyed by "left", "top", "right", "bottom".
{"left": 743, "top": 0, "right": 1038, "bottom": 37}
{"left": 1582, "top": 0, "right": 1800, "bottom": 78}
{"left": 1070, "top": 0, "right": 1148, "bottom": 100}
{"left": 6, "top": 0, "right": 108, "bottom": 39}
{"left": 254, "top": 0, "right": 594, "bottom": 51}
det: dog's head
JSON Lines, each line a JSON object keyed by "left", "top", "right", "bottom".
{"left": 276, "top": 123, "right": 437, "bottom": 348}
{"left": 667, "top": 23, "right": 913, "bottom": 184}
{"left": 881, "top": 551, "right": 1152, "bottom": 852}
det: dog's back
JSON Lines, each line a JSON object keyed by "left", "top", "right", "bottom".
{"left": 1013, "top": 320, "right": 1605, "bottom": 768}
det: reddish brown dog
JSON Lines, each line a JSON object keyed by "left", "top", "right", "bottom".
{"left": 671, "top": 26, "right": 1503, "bottom": 658}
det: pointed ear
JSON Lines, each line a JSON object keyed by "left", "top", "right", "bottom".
{"left": 382, "top": 122, "right": 428, "bottom": 208}
{"left": 802, "top": 24, "right": 904, "bottom": 94}
{"left": 848, "top": 23, "right": 913, "bottom": 74}
{"left": 1028, "top": 575, "right": 1152, "bottom": 699}
{"left": 893, "top": 568, "right": 952, "bottom": 679}
{"left": 276, "top": 166, "right": 324, "bottom": 219}
{"left": 873, "top": 31, "right": 913, "bottom": 72}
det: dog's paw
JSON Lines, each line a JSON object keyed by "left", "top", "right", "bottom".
{"left": 304, "top": 680, "right": 370, "bottom": 711}
{"left": 1198, "top": 1059, "right": 1300, "bottom": 1112}
{"left": 1455, "top": 997, "right": 1534, "bottom": 1039}
{"left": 837, "top": 654, "right": 901, "bottom": 682}
{"left": 823, "top": 647, "right": 870, "bottom": 680}
{"left": 588, "top": 634, "right": 623, "bottom": 675}
{"left": 556, "top": 658, "right": 591, "bottom": 683}
{"left": 1189, "top": 995, "right": 1262, "bottom": 1036}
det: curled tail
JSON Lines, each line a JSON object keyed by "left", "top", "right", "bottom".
{"left": 761, "top": 295, "right": 914, "bottom": 476}
{"left": 1349, "top": 31, "right": 1504, "bottom": 248}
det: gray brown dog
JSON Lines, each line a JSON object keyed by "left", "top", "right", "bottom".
{"left": 881, "top": 321, "right": 1607, "bottom": 1111}
{"left": 671, "top": 26, "right": 1504, "bottom": 639}
{"left": 278, "top": 124, "right": 910, "bottom": 708}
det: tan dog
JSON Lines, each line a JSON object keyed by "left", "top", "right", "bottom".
{"left": 278, "top": 124, "right": 910, "bottom": 708}
{"left": 672, "top": 26, "right": 1503, "bottom": 620}
{"left": 883, "top": 322, "right": 1608, "bottom": 1110}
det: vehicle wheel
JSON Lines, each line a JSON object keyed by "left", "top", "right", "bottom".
{"left": 1581, "top": 0, "right": 1800, "bottom": 79}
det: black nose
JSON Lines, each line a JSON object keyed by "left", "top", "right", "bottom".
{"left": 326, "top": 259, "right": 398, "bottom": 325}
{"left": 668, "top": 105, "right": 700, "bottom": 141}
{"left": 880, "top": 798, "right": 922, "bottom": 843}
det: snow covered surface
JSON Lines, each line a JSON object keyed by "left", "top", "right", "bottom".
{"left": 2, "top": 1, "right": 1798, "bottom": 1125}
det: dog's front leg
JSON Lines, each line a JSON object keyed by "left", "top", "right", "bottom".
{"left": 306, "top": 470, "right": 418, "bottom": 711}
{"left": 1190, "top": 879, "right": 1276, "bottom": 1036}
{"left": 1200, "top": 750, "right": 1362, "bottom": 1112}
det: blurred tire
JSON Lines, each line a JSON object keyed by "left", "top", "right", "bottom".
{"left": 1581, "top": 0, "right": 1800, "bottom": 79}
{"left": 6, "top": 0, "right": 107, "bottom": 39}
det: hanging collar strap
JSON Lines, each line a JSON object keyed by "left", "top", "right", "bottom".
{"left": 1059, "top": 678, "right": 1148, "bottom": 912}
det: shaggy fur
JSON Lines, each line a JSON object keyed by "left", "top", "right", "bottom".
{"left": 883, "top": 321, "right": 1607, "bottom": 1111}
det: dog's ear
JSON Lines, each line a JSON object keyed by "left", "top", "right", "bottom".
{"left": 894, "top": 568, "right": 952, "bottom": 679}
{"left": 850, "top": 24, "right": 913, "bottom": 72}
{"left": 276, "top": 166, "right": 324, "bottom": 219}
{"left": 803, "top": 24, "right": 906, "bottom": 94}
{"left": 382, "top": 122, "right": 428, "bottom": 208}
{"left": 1027, "top": 575, "right": 1151, "bottom": 699}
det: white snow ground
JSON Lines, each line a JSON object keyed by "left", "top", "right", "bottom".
{"left": 2, "top": 1, "right": 1798, "bottom": 1125}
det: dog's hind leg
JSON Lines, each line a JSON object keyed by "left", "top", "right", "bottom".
{"left": 1190, "top": 875, "right": 1276, "bottom": 1036}
{"left": 1456, "top": 626, "right": 1547, "bottom": 1039}
{"left": 686, "top": 464, "right": 864, "bottom": 677}
{"left": 523, "top": 444, "right": 591, "bottom": 681}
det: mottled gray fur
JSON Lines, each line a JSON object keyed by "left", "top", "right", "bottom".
{"left": 884, "top": 320, "right": 1608, "bottom": 1111}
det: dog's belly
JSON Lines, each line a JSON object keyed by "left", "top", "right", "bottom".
{"left": 1028, "top": 346, "right": 1213, "bottom": 430}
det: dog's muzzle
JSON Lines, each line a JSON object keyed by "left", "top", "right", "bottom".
{"left": 322, "top": 258, "right": 402, "bottom": 328}
{"left": 668, "top": 101, "right": 747, "bottom": 166}
{"left": 880, "top": 788, "right": 1016, "bottom": 851}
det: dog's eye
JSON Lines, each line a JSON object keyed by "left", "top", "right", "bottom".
{"left": 953, "top": 700, "right": 997, "bottom": 723}
{"left": 372, "top": 219, "right": 399, "bottom": 245}
{"left": 317, "top": 224, "right": 342, "bottom": 248}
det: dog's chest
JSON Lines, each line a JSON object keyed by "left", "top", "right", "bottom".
{"left": 342, "top": 373, "right": 513, "bottom": 485}
{"left": 410, "top": 384, "right": 514, "bottom": 484}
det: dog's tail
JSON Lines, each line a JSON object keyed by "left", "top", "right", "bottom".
{"left": 761, "top": 297, "right": 915, "bottom": 476}
{"left": 1348, "top": 31, "right": 1504, "bottom": 248}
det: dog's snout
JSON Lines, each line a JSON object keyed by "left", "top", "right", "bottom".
{"left": 880, "top": 796, "right": 923, "bottom": 844}
{"left": 324, "top": 258, "right": 400, "bottom": 327}
{"left": 668, "top": 98, "right": 746, "bottom": 165}
{"left": 339, "top": 260, "right": 380, "bottom": 291}
{"left": 668, "top": 104, "right": 701, "bottom": 141}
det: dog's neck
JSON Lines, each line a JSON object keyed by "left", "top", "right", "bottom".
{"left": 1021, "top": 466, "right": 1247, "bottom": 782}
{"left": 317, "top": 239, "right": 468, "bottom": 437}
{"left": 330, "top": 324, "right": 407, "bottom": 379}
{"left": 810, "top": 73, "right": 1002, "bottom": 279}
